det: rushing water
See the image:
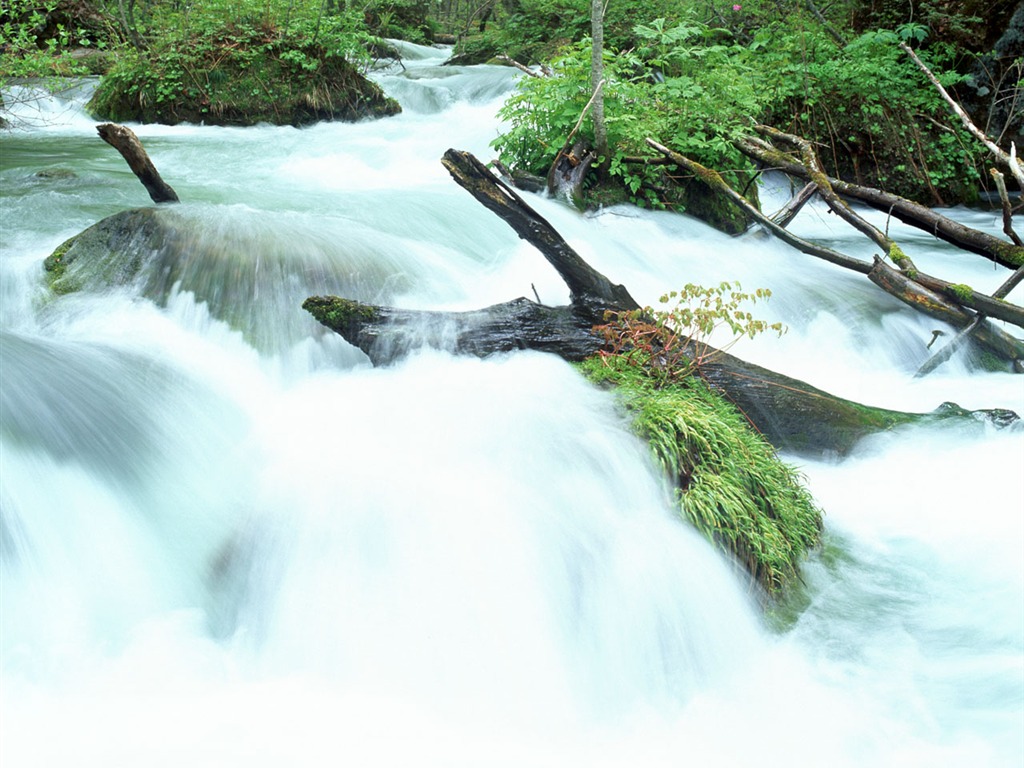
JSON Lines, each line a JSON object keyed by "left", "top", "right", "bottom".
{"left": 1, "top": 43, "right": 1022, "bottom": 766}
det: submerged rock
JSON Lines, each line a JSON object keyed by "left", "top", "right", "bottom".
{"left": 44, "top": 208, "right": 170, "bottom": 295}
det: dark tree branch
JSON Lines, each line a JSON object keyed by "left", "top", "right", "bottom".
{"left": 736, "top": 135, "right": 1024, "bottom": 269}
{"left": 97, "top": 123, "right": 179, "bottom": 204}
{"left": 440, "top": 148, "right": 639, "bottom": 311}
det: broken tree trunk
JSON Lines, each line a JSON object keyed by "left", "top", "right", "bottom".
{"left": 97, "top": 123, "right": 180, "bottom": 204}
{"left": 304, "top": 149, "right": 1019, "bottom": 457}
{"left": 441, "top": 149, "right": 638, "bottom": 312}
{"left": 302, "top": 296, "right": 604, "bottom": 365}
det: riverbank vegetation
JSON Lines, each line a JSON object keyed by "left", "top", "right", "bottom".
{"left": 3, "top": 1, "right": 1019, "bottom": 189}
{"left": 486, "top": 0, "right": 1021, "bottom": 222}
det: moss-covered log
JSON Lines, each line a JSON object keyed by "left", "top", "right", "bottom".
{"left": 646, "top": 138, "right": 1024, "bottom": 368}
{"left": 868, "top": 257, "right": 1024, "bottom": 362}
{"left": 579, "top": 355, "right": 823, "bottom": 594}
{"left": 303, "top": 292, "right": 1017, "bottom": 456}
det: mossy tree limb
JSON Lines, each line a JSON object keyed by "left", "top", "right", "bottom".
{"left": 645, "top": 137, "right": 1024, "bottom": 366}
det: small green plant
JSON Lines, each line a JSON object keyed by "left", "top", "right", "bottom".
{"left": 949, "top": 283, "right": 974, "bottom": 302}
{"left": 595, "top": 281, "right": 785, "bottom": 384}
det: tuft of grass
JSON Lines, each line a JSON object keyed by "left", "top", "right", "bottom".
{"left": 579, "top": 353, "right": 822, "bottom": 595}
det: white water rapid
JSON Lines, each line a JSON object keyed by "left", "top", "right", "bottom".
{"left": 1, "top": 43, "right": 1022, "bottom": 766}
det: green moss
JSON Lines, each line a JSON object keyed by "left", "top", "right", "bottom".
{"left": 88, "top": 24, "right": 400, "bottom": 126}
{"left": 43, "top": 237, "right": 74, "bottom": 279}
{"left": 43, "top": 236, "right": 79, "bottom": 294}
{"left": 41, "top": 208, "right": 165, "bottom": 296}
{"left": 888, "top": 242, "right": 908, "bottom": 267}
{"left": 578, "top": 354, "right": 823, "bottom": 595}
{"left": 302, "top": 296, "right": 379, "bottom": 331}
{"left": 992, "top": 241, "right": 1024, "bottom": 267}
{"left": 948, "top": 283, "right": 974, "bottom": 302}
{"left": 662, "top": 172, "right": 759, "bottom": 236}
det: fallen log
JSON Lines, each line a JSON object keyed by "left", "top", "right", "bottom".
{"left": 302, "top": 296, "right": 604, "bottom": 365}
{"left": 644, "top": 138, "right": 1024, "bottom": 365}
{"left": 304, "top": 149, "right": 1019, "bottom": 457}
{"left": 303, "top": 293, "right": 1017, "bottom": 455}
{"left": 866, "top": 256, "right": 1024, "bottom": 362}
{"left": 736, "top": 134, "right": 1024, "bottom": 269}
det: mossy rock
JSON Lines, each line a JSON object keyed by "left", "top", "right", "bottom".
{"left": 585, "top": 166, "right": 759, "bottom": 235}
{"left": 87, "top": 25, "right": 400, "bottom": 126}
{"left": 665, "top": 175, "right": 757, "bottom": 236}
{"left": 43, "top": 208, "right": 172, "bottom": 295}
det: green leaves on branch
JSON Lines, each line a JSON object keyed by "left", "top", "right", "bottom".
{"left": 493, "top": 1, "right": 991, "bottom": 211}
{"left": 595, "top": 282, "right": 785, "bottom": 385}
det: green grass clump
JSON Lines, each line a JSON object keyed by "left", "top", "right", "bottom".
{"left": 580, "top": 353, "right": 823, "bottom": 595}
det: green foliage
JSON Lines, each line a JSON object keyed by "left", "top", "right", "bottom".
{"left": 0, "top": 0, "right": 91, "bottom": 79}
{"left": 491, "top": 0, "right": 992, "bottom": 214}
{"left": 88, "top": 2, "right": 398, "bottom": 125}
{"left": 579, "top": 353, "right": 822, "bottom": 594}
{"left": 451, "top": 0, "right": 689, "bottom": 64}
{"left": 595, "top": 282, "right": 785, "bottom": 385}
{"left": 493, "top": 15, "right": 766, "bottom": 210}
{"left": 749, "top": 17, "right": 986, "bottom": 203}
{"left": 362, "top": 0, "right": 434, "bottom": 43}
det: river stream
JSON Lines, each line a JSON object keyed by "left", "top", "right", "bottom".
{"left": 1, "top": 42, "right": 1022, "bottom": 766}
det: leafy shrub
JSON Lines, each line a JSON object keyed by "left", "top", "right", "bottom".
{"left": 88, "top": 4, "right": 399, "bottom": 126}
{"left": 492, "top": 15, "right": 767, "bottom": 214}
{"left": 753, "top": 22, "right": 986, "bottom": 203}
{"left": 594, "top": 282, "right": 785, "bottom": 385}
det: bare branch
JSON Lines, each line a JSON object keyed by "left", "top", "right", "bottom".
{"left": 97, "top": 123, "right": 179, "bottom": 204}
{"left": 990, "top": 168, "right": 1023, "bottom": 246}
{"left": 496, "top": 54, "right": 543, "bottom": 78}
{"left": 900, "top": 41, "right": 1024, "bottom": 185}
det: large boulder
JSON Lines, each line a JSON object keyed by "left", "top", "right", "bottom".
{"left": 87, "top": 27, "right": 400, "bottom": 126}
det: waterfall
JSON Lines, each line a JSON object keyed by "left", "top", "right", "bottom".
{"left": 1, "top": 42, "right": 1021, "bottom": 767}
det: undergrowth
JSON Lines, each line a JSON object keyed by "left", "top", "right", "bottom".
{"left": 579, "top": 353, "right": 822, "bottom": 595}
{"left": 580, "top": 283, "right": 820, "bottom": 594}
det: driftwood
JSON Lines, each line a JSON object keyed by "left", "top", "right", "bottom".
{"left": 643, "top": 138, "right": 1024, "bottom": 367}
{"left": 97, "top": 123, "right": 179, "bottom": 204}
{"left": 304, "top": 149, "right": 1019, "bottom": 457}
{"left": 736, "top": 134, "right": 1024, "bottom": 269}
